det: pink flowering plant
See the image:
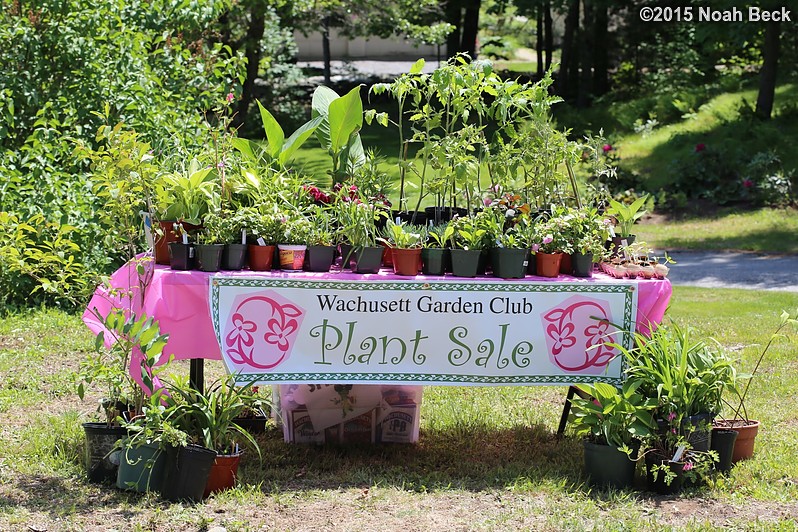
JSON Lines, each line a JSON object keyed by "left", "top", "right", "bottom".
{"left": 531, "top": 211, "right": 574, "bottom": 254}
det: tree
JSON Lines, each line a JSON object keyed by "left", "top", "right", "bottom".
{"left": 445, "top": 0, "right": 482, "bottom": 58}
{"left": 755, "top": 20, "right": 781, "bottom": 120}
{"left": 293, "top": 0, "right": 453, "bottom": 83}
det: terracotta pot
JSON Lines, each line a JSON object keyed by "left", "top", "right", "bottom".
{"left": 248, "top": 244, "right": 275, "bottom": 271}
{"left": 559, "top": 252, "right": 573, "bottom": 274}
{"left": 203, "top": 453, "right": 241, "bottom": 498}
{"left": 391, "top": 247, "right": 422, "bottom": 276}
{"left": 536, "top": 252, "right": 563, "bottom": 278}
{"left": 715, "top": 419, "right": 760, "bottom": 463}
{"left": 381, "top": 242, "right": 394, "bottom": 267}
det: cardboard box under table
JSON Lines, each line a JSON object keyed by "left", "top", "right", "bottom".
{"left": 279, "top": 384, "right": 422, "bottom": 444}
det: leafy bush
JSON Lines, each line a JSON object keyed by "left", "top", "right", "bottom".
{"left": 0, "top": 1, "right": 247, "bottom": 308}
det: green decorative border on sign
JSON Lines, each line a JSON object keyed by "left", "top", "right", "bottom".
{"left": 231, "top": 372, "right": 623, "bottom": 385}
{"left": 209, "top": 275, "right": 638, "bottom": 387}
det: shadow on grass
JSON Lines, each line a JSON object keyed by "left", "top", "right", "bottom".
{"left": 245, "top": 423, "right": 585, "bottom": 493}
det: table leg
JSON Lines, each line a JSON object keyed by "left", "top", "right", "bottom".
{"left": 189, "top": 358, "right": 204, "bottom": 394}
{"left": 557, "top": 385, "right": 592, "bottom": 437}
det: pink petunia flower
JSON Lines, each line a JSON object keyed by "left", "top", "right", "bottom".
{"left": 531, "top": 243, "right": 540, "bottom": 252}
{"left": 602, "top": 144, "right": 613, "bottom": 153}
{"left": 226, "top": 92, "right": 235, "bottom": 103}
{"left": 683, "top": 462, "right": 694, "bottom": 471}
{"left": 667, "top": 411, "right": 677, "bottom": 421}
{"left": 743, "top": 179, "right": 754, "bottom": 188}
{"left": 543, "top": 235, "right": 553, "bottom": 245}
{"left": 695, "top": 143, "right": 706, "bottom": 152}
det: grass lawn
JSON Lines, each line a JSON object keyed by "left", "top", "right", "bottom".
{"left": 637, "top": 207, "right": 798, "bottom": 254}
{"left": 1, "top": 286, "right": 797, "bottom": 530}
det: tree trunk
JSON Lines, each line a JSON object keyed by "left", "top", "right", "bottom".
{"left": 577, "top": 0, "right": 593, "bottom": 107}
{"left": 592, "top": 0, "right": 609, "bottom": 95}
{"left": 755, "top": 20, "right": 780, "bottom": 120}
{"left": 322, "top": 16, "right": 332, "bottom": 85}
{"left": 445, "top": 0, "right": 463, "bottom": 58}
{"left": 558, "top": 0, "right": 579, "bottom": 97}
{"left": 234, "top": 5, "right": 266, "bottom": 130}
{"left": 460, "top": 0, "right": 481, "bottom": 58}
{"left": 536, "top": 2, "right": 544, "bottom": 77}
{"left": 544, "top": 0, "right": 553, "bottom": 71}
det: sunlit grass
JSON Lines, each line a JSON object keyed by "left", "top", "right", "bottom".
{"left": 637, "top": 207, "right": 798, "bottom": 254}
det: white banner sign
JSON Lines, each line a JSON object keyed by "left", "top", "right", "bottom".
{"left": 209, "top": 277, "right": 638, "bottom": 386}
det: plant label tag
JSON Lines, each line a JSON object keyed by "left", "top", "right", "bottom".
{"left": 189, "top": 247, "right": 194, "bottom": 258}
{"left": 523, "top": 260, "right": 528, "bottom": 267}
{"left": 395, "top": 216, "right": 401, "bottom": 224}
{"left": 672, "top": 444, "right": 686, "bottom": 462}
{"left": 257, "top": 237, "right": 266, "bottom": 246}
{"left": 608, "top": 226, "right": 616, "bottom": 238}
{"left": 241, "top": 229, "right": 247, "bottom": 245}
{"left": 141, "top": 211, "right": 154, "bottom": 249}
{"left": 181, "top": 232, "right": 188, "bottom": 245}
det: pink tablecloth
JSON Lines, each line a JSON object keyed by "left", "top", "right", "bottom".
{"left": 83, "top": 261, "right": 672, "bottom": 363}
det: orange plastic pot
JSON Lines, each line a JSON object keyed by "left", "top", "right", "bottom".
{"left": 536, "top": 252, "right": 563, "bottom": 278}
{"left": 391, "top": 247, "right": 422, "bottom": 276}
{"left": 248, "top": 244, "right": 275, "bottom": 271}
{"left": 203, "top": 453, "right": 241, "bottom": 498}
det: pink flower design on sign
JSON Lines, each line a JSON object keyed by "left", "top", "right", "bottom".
{"left": 226, "top": 313, "right": 256, "bottom": 348}
{"left": 222, "top": 291, "right": 305, "bottom": 370}
{"left": 264, "top": 318, "right": 297, "bottom": 351}
{"left": 541, "top": 296, "right": 618, "bottom": 374}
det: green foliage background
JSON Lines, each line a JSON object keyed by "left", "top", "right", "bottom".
{"left": 0, "top": 0, "right": 248, "bottom": 308}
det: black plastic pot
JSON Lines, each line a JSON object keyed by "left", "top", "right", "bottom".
{"left": 196, "top": 244, "right": 224, "bottom": 272}
{"left": 169, "top": 242, "right": 195, "bottom": 270}
{"left": 683, "top": 413, "right": 713, "bottom": 452}
{"left": 307, "top": 245, "right": 336, "bottom": 272}
{"left": 160, "top": 444, "right": 217, "bottom": 502}
{"left": 222, "top": 243, "right": 248, "bottom": 271}
{"left": 392, "top": 210, "right": 428, "bottom": 226}
{"left": 353, "top": 246, "right": 384, "bottom": 274}
{"left": 450, "top": 249, "right": 482, "bottom": 278}
{"left": 710, "top": 428, "right": 739, "bottom": 473}
{"left": 116, "top": 443, "right": 166, "bottom": 492}
{"left": 572, "top": 251, "right": 594, "bottom": 278}
{"left": 583, "top": 440, "right": 639, "bottom": 489}
{"left": 526, "top": 251, "right": 537, "bottom": 275}
{"left": 83, "top": 422, "right": 127, "bottom": 483}
{"left": 421, "top": 248, "right": 447, "bottom": 276}
{"left": 490, "top": 248, "right": 528, "bottom": 279}
{"left": 645, "top": 453, "right": 684, "bottom": 495}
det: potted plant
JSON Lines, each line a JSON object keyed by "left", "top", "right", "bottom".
{"left": 77, "top": 306, "right": 170, "bottom": 482}
{"left": 379, "top": 220, "right": 426, "bottom": 276}
{"left": 277, "top": 214, "right": 312, "bottom": 271}
{"left": 488, "top": 208, "right": 530, "bottom": 279}
{"left": 449, "top": 216, "right": 489, "bottom": 278}
{"left": 714, "top": 309, "right": 798, "bottom": 463}
{"left": 115, "top": 389, "right": 187, "bottom": 493}
{"left": 569, "top": 381, "right": 658, "bottom": 488}
{"left": 618, "top": 324, "right": 737, "bottom": 453}
{"left": 152, "top": 159, "right": 216, "bottom": 264}
{"left": 168, "top": 222, "right": 195, "bottom": 271}
{"left": 221, "top": 211, "right": 249, "bottom": 271}
{"left": 240, "top": 207, "right": 282, "bottom": 271}
{"left": 605, "top": 195, "right": 648, "bottom": 255}
{"left": 530, "top": 214, "right": 574, "bottom": 278}
{"left": 336, "top": 199, "right": 383, "bottom": 274}
{"left": 167, "top": 375, "right": 262, "bottom": 498}
{"left": 567, "top": 206, "right": 610, "bottom": 278}
{"left": 422, "top": 223, "right": 454, "bottom": 275}
{"left": 194, "top": 213, "right": 226, "bottom": 272}
{"left": 306, "top": 206, "right": 337, "bottom": 272}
